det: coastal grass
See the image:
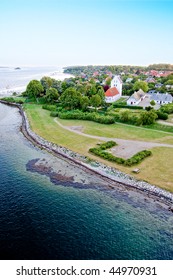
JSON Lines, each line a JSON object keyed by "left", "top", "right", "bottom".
{"left": 24, "top": 104, "right": 103, "bottom": 157}
{"left": 24, "top": 104, "right": 173, "bottom": 192}
{"left": 56, "top": 118, "right": 173, "bottom": 144}
{"left": 127, "top": 147, "right": 173, "bottom": 193}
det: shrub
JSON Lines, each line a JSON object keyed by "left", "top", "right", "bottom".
{"left": 50, "top": 111, "right": 59, "bottom": 117}
{"left": 57, "top": 110, "right": 115, "bottom": 124}
{"left": 1, "top": 97, "right": 16, "bottom": 103}
{"left": 112, "top": 104, "right": 142, "bottom": 110}
{"left": 89, "top": 142, "right": 152, "bottom": 166}
{"left": 42, "top": 104, "right": 57, "bottom": 111}
{"left": 156, "top": 110, "right": 168, "bottom": 120}
{"left": 150, "top": 100, "right": 155, "bottom": 106}
{"left": 160, "top": 103, "right": 173, "bottom": 114}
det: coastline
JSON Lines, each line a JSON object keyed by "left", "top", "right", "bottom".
{"left": 0, "top": 69, "right": 73, "bottom": 97}
{"left": 1, "top": 100, "right": 173, "bottom": 210}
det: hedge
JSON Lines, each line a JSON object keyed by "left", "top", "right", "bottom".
{"left": 50, "top": 110, "right": 115, "bottom": 124}
{"left": 156, "top": 110, "right": 168, "bottom": 120}
{"left": 1, "top": 97, "right": 24, "bottom": 104}
{"left": 89, "top": 141, "right": 152, "bottom": 166}
{"left": 42, "top": 104, "right": 57, "bottom": 111}
{"left": 112, "top": 104, "right": 143, "bottom": 110}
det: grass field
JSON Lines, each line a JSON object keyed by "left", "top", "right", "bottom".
{"left": 57, "top": 117, "right": 173, "bottom": 144}
{"left": 24, "top": 104, "right": 173, "bottom": 192}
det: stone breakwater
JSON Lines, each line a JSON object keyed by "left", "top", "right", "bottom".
{"left": 1, "top": 100, "right": 173, "bottom": 208}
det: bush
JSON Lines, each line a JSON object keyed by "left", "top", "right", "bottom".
{"left": 1, "top": 97, "right": 16, "bottom": 103}
{"left": 50, "top": 111, "right": 59, "bottom": 117}
{"left": 42, "top": 104, "right": 57, "bottom": 111}
{"left": 112, "top": 104, "right": 142, "bottom": 110}
{"left": 89, "top": 142, "right": 152, "bottom": 166}
{"left": 150, "top": 100, "right": 155, "bottom": 106}
{"left": 160, "top": 103, "right": 173, "bottom": 114}
{"left": 156, "top": 110, "right": 168, "bottom": 120}
{"left": 57, "top": 110, "right": 115, "bottom": 124}
{"left": 1, "top": 97, "right": 24, "bottom": 104}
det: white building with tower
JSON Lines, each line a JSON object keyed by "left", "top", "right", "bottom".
{"left": 105, "top": 75, "right": 122, "bottom": 103}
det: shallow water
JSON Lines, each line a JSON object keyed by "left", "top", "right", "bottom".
{"left": 0, "top": 103, "right": 173, "bottom": 260}
{"left": 0, "top": 66, "right": 60, "bottom": 94}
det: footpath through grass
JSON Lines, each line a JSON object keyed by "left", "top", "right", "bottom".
{"left": 57, "top": 118, "right": 173, "bottom": 144}
{"left": 24, "top": 104, "right": 173, "bottom": 192}
{"left": 24, "top": 104, "right": 100, "bottom": 156}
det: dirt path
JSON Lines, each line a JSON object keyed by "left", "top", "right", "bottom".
{"left": 157, "top": 120, "right": 173, "bottom": 127}
{"left": 54, "top": 118, "right": 173, "bottom": 158}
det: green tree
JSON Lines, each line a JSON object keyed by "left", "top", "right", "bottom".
{"left": 40, "top": 76, "right": 53, "bottom": 92}
{"left": 89, "top": 84, "right": 97, "bottom": 96}
{"left": 45, "top": 87, "right": 59, "bottom": 103}
{"left": 61, "top": 80, "right": 70, "bottom": 92}
{"left": 133, "top": 81, "right": 148, "bottom": 92}
{"left": 165, "top": 79, "right": 173, "bottom": 85}
{"left": 97, "top": 86, "right": 105, "bottom": 105}
{"left": 105, "top": 77, "right": 112, "bottom": 86}
{"left": 26, "top": 80, "right": 44, "bottom": 101}
{"left": 90, "top": 94, "right": 102, "bottom": 110}
{"left": 60, "top": 87, "right": 81, "bottom": 109}
{"left": 80, "top": 96, "right": 89, "bottom": 111}
{"left": 150, "top": 100, "right": 155, "bottom": 106}
{"left": 52, "top": 79, "right": 63, "bottom": 94}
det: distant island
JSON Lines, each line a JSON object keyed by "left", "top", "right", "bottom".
{"left": 14, "top": 67, "right": 21, "bottom": 70}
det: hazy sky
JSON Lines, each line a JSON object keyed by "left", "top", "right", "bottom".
{"left": 0, "top": 0, "right": 173, "bottom": 67}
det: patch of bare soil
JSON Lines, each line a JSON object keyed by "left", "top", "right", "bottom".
{"left": 68, "top": 126, "right": 84, "bottom": 132}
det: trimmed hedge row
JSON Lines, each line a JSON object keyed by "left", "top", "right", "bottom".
{"left": 89, "top": 141, "right": 152, "bottom": 166}
{"left": 1, "top": 97, "right": 24, "bottom": 104}
{"left": 42, "top": 104, "right": 57, "bottom": 111}
{"left": 112, "top": 104, "right": 143, "bottom": 110}
{"left": 50, "top": 110, "right": 115, "bottom": 124}
{"left": 98, "top": 141, "right": 117, "bottom": 150}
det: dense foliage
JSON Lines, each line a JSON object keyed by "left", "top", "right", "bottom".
{"left": 57, "top": 110, "right": 115, "bottom": 124}
{"left": 25, "top": 80, "right": 44, "bottom": 101}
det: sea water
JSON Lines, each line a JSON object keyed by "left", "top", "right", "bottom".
{"left": 0, "top": 66, "right": 61, "bottom": 95}
{"left": 0, "top": 103, "right": 173, "bottom": 260}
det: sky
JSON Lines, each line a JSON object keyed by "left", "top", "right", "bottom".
{"left": 0, "top": 0, "right": 173, "bottom": 67}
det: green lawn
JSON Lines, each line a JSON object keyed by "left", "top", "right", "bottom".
{"left": 24, "top": 104, "right": 102, "bottom": 157}
{"left": 24, "top": 104, "right": 173, "bottom": 192}
{"left": 57, "top": 117, "right": 173, "bottom": 144}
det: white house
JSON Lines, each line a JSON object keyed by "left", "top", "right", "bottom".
{"left": 105, "top": 75, "right": 122, "bottom": 103}
{"left": 127, "top": 89, "right": 146, "bottom": 105}
{"left": 148, "top": 92, "right": 173, "bottom": 105}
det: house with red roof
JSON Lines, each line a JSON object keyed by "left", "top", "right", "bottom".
{"left": 105, "top": 75, "right": 122, "bottom": 103}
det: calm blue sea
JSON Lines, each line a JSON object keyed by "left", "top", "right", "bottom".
{"left": 0, "top": 103, "right": 173, "bottom": 260}
{"left": 0, "top": 66, "right": 61, "bottom": 94}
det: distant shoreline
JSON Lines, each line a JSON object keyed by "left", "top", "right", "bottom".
{"left": 1, "top": 100, "right": 173, "bottom": 211}
{"left": 0, "top": 68, "right": 73, "bottom": 97}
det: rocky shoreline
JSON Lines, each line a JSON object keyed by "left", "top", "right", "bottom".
{"left": 1, "top": 100, "right": 173, "bottom": 210}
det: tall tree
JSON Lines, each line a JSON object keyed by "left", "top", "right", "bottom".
{"left": 40, "top": 76, "right": 53, "bottom": 92}
{"left": 45, "top": 87, "right": 59, "bottom": 103}
{"left": 97, "top": 86, "right": 105, "bottom": 105}
{"left": 60, "top": 87, "right": 81, "bottom": 110}
{"left": 26, "top": 80, "right": 44, "bottom": 101}
{"left": 133, "top": 81, "right": 148, "bottom": 92}
{"left": 80, "top": 96, "right": 89, "bottom": 111}
{"left": 90, "top": 94, "right": 102, "bottom": 110}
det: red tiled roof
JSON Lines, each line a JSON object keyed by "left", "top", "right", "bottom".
{"left": 105, "top": 87, "right": 119, "bottom": 97}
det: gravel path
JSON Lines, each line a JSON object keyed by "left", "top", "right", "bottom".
{"left": 54, "top": 118, "right": 173, "bottom": 158}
